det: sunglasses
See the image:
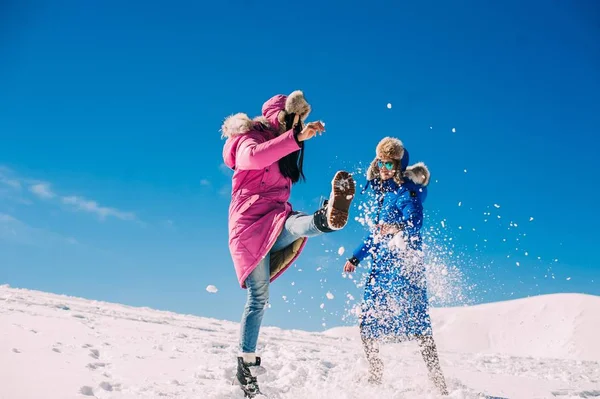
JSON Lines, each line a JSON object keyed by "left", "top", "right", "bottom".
{"left": 377, "top": 160, "right": 395, "bottom": 171}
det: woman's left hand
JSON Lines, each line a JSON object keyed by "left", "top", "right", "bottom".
{"left": 297, "top": 121, "right": 325, "bottom": 142}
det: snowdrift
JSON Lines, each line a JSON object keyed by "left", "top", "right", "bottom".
{"left": 1, "top": 285, "right": 598, "bottom": 399}
{"left": 325, "top": 293, "right": 600, "bottom": 362}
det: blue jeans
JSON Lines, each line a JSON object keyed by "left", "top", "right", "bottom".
{"left": 239, "top": 212, "right": 322, "bottom": 354}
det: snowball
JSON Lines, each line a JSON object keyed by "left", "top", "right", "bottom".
{"left": 206, "top": 285, "right": 218, "bottom": 294}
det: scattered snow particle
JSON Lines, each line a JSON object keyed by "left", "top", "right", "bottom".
{"left": 554, "top": 259, "right": 559, "bottom": 263}
{"left": 282, "top": 296, "right": 287, "bottom": 301}
{"left": 525, "top": 252, "right": 529, "bottom": 256}
{"left": 464, "top": 169, "right": 468, "bottom": 173}
{"left": 291, "top": 282, "right": 295, "bottom": 286}
{"left": 337, "top": 246, "right": 345, "bottom": 256}
{"left": 322, "top": 322, "right": 327, "bottom": 327}
{"left": 430, "top": 126, "right": 433, "bottom": 130}
{"left": 346, "top": 293, "right": 355, "bottom": 300}
{"left": 530, "top": 217, "right": 534, "bottom": 222}
{"left": 566, "top": 277, "right": 572, "bottom": 281}
{"left": 205, "top": 285, "right": 218, "bottom": 294}
{"left": 494, "top": 204, "right": 501, "bottom": 208}
{"left": 452, "top": 128, "right": 456, "bottom": 133}
{"left": 458, "top": 201, "right": 462, "bottom": 207}
{"left": 516, "top": 262, "right": 520, "bottom": 267}
{"left": 326, "top": 292, "right": 334, "bottom": 300}
{"left": 387, "top": 103, "right": 392, "bottom": 109}
{"left": 320, "top": 303, "right": 325, "bottom": 309}
{"left": 441, "top": 221, "right": 446, "bottom": 228}
{"left": 458, "top": 226, "right": 463, "bottom": 230}
{"left": 316, "top": 267, "right": 322, "bottom": 271}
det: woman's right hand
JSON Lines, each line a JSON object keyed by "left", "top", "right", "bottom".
{"left": 343, "top": 260, "right": 356, "bottom": 273}
{"left": 297, "top": 121, "right": 325, "bottom": 142}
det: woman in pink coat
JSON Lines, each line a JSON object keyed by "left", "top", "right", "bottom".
{"left": 221, "top": 90, "right": 356, "bottom": 397}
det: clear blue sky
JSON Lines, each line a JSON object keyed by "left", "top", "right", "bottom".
{"left": 1, "top": 0, "right": 599, "bottom": 331}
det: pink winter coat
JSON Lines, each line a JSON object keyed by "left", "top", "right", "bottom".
{"left": 221, "top": 95, "right": 308, "bottom": 288}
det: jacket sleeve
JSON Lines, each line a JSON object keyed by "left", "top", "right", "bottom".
{"left": 349, "top": 232, "right": 375, "bottom": 265}
{"left": 235, "top": 130, "right": 301, "bottom": 170}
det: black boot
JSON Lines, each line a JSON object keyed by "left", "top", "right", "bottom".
{"left": 314, "top": 171, "right": 356, "bottom": 232}
{"left": 236, "top": 356, "right": 262, "bottom": 398}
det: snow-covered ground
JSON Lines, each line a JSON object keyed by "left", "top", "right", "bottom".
{"left": 1, "top": 285, "right": 598, "bottom": 399}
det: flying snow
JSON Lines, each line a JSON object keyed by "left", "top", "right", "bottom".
{"left": 205, "top": 285, "right": 218, "bottom": 294}
{"left": 337, "top": 247, "right": 345, "bottom": 256}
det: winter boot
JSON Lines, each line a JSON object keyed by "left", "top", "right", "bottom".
{"left": 235, "top": 356, "right": 263, "bottom": 398}
{"left": 362, "top": 336, "right": 383, "bottom": 384}
{"left": 314, "top": 171, "right": 356, "bottom": 232}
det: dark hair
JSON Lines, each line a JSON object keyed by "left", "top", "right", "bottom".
{"left": 278, "top": 113, "right": 305, "bottom": 184}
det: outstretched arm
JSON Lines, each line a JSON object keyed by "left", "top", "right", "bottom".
{"left": 235, "top": 130, "right": 301, "bottom": 170}
{"left": 344, "top": 232, "right": 375, "bottom": 272}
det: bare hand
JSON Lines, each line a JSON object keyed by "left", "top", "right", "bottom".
{"left": 343, "top": 260, "right": 356, "bottom": 273}
{"left": 297, "top": 121, "right": 325, "bottom": 142}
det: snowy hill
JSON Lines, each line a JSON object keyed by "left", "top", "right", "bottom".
{"left": 325, "top": 293, "right": 600, "bottom": 362}
{"left": 1, "top": 285, "right": 598, "bottom": 399}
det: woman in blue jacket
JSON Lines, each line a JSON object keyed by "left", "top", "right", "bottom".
{"left": 343, "top": 137, "right": 448, "bottom": 395}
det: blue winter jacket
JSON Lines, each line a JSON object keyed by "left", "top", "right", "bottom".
{"left": 351, "top": 176, "right": 428, "bottom": 264}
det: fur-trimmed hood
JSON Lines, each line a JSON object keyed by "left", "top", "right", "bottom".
{"left": 220, "top": 113, "right": 270, "bottom": 139}
{"left": 220, "top": 90, "right": 311, "bottom": 139}
{"left": 403, "top": 162, "right": 431, "bottom": 186}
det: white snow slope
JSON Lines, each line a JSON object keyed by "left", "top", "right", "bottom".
{"left": 1, "top": 285, "right": 599, "bottom": 399}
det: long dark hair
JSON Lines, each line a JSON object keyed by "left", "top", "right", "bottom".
{"left": 278, "top": 113, "right": 305, "bottom": 184}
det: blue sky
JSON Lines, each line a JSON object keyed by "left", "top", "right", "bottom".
{"left": 1, "top": 0, "right": 599, "bottom": 331}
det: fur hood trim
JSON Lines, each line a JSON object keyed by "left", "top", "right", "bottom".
{"left": 220, "top": 113, "right": 273, "bottom": 139}
{"left": 404, "top": 162, "right": 431, "bottom": 186}
{"left": 285, "top": 90, "right": 311, "bottom": 121}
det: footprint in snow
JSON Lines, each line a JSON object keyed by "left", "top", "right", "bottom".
{"left": 99, "top": 381, "right": 120, "bottom": 392}
{"left": 89, "top": 349, "right": 100, "bottom": 359}
{"left": 79, "top": 386, "right": 94, "bottom": 396}
{"left": 86, "top": 362, "right": 107, "bottom": 370}
{"left": 12, "top": 348, "right": 20, "bottom": 353}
